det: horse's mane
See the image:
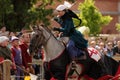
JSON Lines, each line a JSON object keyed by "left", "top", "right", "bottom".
{"left": 39, "top": 25, "right": 58, "bottom": 41}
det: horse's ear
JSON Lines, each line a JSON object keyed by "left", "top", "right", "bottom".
{"left": 36, "top": 34, "right": 39, "bottom": 38}
{"left": 40, "top": 24, "right": 45, "bottom": 27}
{"left": 37, "top": 25, "right": 40, "bottom": 30}
{"left": 37, "top": 24, "right": 45, "bottom": 31}
{"left": 37, "top": 24, "right": 42, "bottom": 29}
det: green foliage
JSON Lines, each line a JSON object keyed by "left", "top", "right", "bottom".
{"left": 116, "top": 23, "right": 120, "bottom": 32}
{"left": 5, "top": 12, "right": 18, "bottom": 31}
{"left": 0, "top": 0, "right": 13, "bottom": 26}
{"left": 77, "top": 0, "right": 112, "bottom": 36}
{"left": 0, "top": 0, "right": 75, "bottom": 32}
{"left": 24, "top": 7, "right": 53, "bottom": 27}
{"left": 73, "top": 18, "right": 81, "bottom": 27}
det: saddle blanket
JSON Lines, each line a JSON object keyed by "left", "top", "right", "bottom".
{"left": 88, "top": 47, "right": 101, "bottom": 62}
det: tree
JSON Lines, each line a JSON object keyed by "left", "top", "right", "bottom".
{"left": 0, "top": 0, "right": 13, "bottom": 27}
{"left": 0, "top": 0, "right": 75, "bottom": 32}
{"left": 76, "top": 0, "right": 112, "bottom": 36}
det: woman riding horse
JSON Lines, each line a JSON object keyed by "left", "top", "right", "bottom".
{"left": 52, "top": 4, "right": 120, "bottom": 80}
{"left": 53, "top": 4, "right": 88, "bottom": 60}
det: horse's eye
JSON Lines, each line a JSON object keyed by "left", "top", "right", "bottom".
{"left": 36, "top": 34, "right": 39, "bottom": 38}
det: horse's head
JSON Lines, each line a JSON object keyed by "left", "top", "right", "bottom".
{"left": 29, "top": 25, "right": 47, "bottom": 55}
{"left": 29, "top": 25, "right": 66, "bottom": 61}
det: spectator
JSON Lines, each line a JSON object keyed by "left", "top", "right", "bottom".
{"left": 98, "top": 42, "right": 107, "bottom": 56}
{"left": 0, "top": 26, "right": 9, "bottom": 36}
{"left": 19, "top": 33, "right": 34, "bottom": 74}
{"left": 0, "top": 36, "right": 16, "bottom": 79}
{"left": 0, "top": 36, "right": 11, "bottom": 60}
{"left": 106, "top": 41, "right": 114, "bottom": 57}
{"left": 113, "top": 40, "right": 120, "bottom": 56}
{"left": 0, "top": 36, "right": 10, "bottom": 79}
{"left": 11, "top": 36, "right": 24, "bottom": 80}
{"left": 89, "top": 40, "right": 97, "bottom": 48}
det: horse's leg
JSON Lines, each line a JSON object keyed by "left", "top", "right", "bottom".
{"left": 49, "top": 51, "right": 70, "bottom": 80}
{"left": 49, "top": 59, "right": 68, "bottom": 80}
{"left": 44, "top": 62, "right": 52, "bottom": 80}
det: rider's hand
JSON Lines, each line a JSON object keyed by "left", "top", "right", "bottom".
{"left": 53, "top": 27, "right": 60, "bottom": 31}
{"left": 54, "top": 16, "right": 60, "bottom": 22}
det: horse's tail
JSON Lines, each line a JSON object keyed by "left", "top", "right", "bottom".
{"left": 98, "top": 55, "right": 120, "bottom": 80}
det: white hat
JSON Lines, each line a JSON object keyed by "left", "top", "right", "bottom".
{"left": 11, "top": 36, "right": 19, "bottom": 42}
{"left": 64, "top": 1, "right": 73, "bottom": 9}
{"left": 0, "top": 36, "right": 9, "bottom": 43}
{"left": 56, "top": 4, "right": 67, "bottom": 11}
{"left": 56, "top": 1, "right": 73, "bottom": 11}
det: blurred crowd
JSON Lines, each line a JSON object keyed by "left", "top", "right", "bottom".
{"left": 0, "top": 26, "right": 42, "bottom": 80}
{"left": 0, "top": 26, "right": 120, "bottom": 80}
{"left": 89, "top": 37, "right": 120, "bottom": 58}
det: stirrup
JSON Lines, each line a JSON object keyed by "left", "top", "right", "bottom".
{"left": 71, "top": 61, "right": 77, "bottom": 69}
{"left": 67, "top": 61, "right": 77, "bottom": 77}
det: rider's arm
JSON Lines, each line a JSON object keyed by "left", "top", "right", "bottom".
{"left": 54, "top": 19, "right": 74, "bottom": 36}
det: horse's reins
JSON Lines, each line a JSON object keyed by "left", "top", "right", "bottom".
{"left": 42, "top": 27, "right": 52, "bottom": 45}
{"left": 44, "top": 26, "right": 67, "bottom": 48}
{"left": 43, "top": 32, "right": 51, "bottom": 45}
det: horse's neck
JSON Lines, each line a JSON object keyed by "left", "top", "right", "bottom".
{"left": 43, "top": 36, "right": 65, "bottom": 62}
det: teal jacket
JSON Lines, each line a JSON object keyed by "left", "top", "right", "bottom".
{"left": 55, "top": 10, "right": 88, "bottom": 48}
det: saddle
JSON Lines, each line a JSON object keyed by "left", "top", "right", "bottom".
{"left": 58, "top": 37, "right": 69, "bottom": 46}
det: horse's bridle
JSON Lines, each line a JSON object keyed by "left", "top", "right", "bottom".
{"left": 40, "top": 26, "right": 52, "bottom": 45}
{"left": 34, "top": 26, "right": 57, "bottom": 51}
{"left": 43, "top": 31, "right": 52, "bottom": 45}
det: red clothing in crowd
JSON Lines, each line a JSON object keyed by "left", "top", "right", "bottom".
{"left": 0, "top": 57, "right": 4, "bottom": 64}
{"left": 19, "top": 43, "right": 32, "bottom": 69}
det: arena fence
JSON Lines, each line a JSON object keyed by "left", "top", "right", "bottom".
{"left": 0, "top": 60, "right": 11, "bottom": 80}
{"left": 0, "top": 59, "right": 44, "bottom": 80}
